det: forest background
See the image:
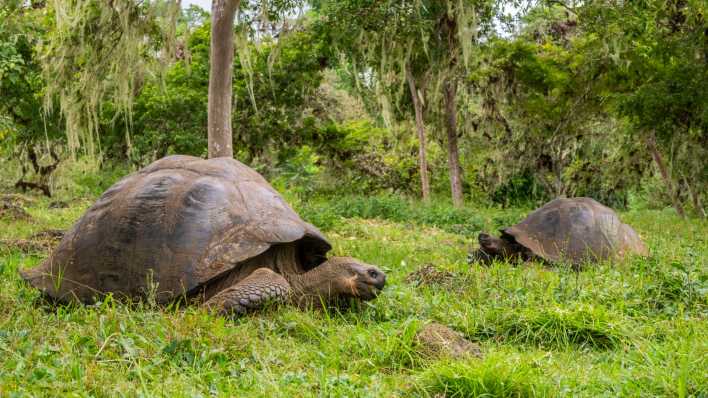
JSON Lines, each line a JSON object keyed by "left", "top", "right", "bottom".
{"left": 1, "top": 0, "right": 705, "bottom": 216}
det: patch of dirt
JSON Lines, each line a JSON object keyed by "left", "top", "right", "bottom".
{"left": 406, "top": 264, "right": 456, "bottom": 287}
{"left": 1, "top": 229, "right": 64, "bottom": 253}
{"left": 0, "top": 201, "right": 31, "bottom": 221}
{"left": 415, "top": 323, "right": 482, "bottom": 360}
{"left": 0, "top": 193, "right": 36, "bottom": 206}
{"left": 48, "top": 201, "right": 68, "bottom": 209}
{"left": 31, "top": 229, "right": 64, "bottom": 240}
{"left": 2, "top": 239, "right": 47, "bottom": 253}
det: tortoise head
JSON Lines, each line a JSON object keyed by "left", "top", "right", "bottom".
{"left": 468, "top": 232, "right": 501, "bottom": 265}
{"left": 472, "top": 232, "right": 532, "bottom": 264}
{"left": 310, "top": 256, "right": 386, "bottom": 301}
{"left": 478, "top": 232, "right": 502, "bottom": 254}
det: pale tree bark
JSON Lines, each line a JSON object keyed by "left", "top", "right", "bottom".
{"left": 646, "top": 131, "right": 685, "bottom": 218}
{"left": 406, "top": 67, "right": 430, "bottom": 202}
{"left": 682, "top": 175, "right": 706, "bottom": 218}
{"left": 208, "top": 0, "right": 240, "bottom": 158}
{"left": 444, "top": 80, "right": 463, "bottom": 207}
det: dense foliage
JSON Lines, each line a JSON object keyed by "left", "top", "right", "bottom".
{"left": 1, "top": 0, "right": 705, "bottom": 213}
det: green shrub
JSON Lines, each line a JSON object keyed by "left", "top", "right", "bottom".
{"left": 272, "top": 145, "right": 323, "bottom": 197}
{"left": 51, "top": 158, "right": 129, "bottom": 200}
{"left": 296, "top": 201, "right": 342, "bottom": 231}
{"left": 489, "top": 171, "right": 547, "bottom": 208}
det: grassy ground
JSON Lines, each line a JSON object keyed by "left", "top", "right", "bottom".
{"left": 0, "top": 192, "right": 706, "bottom": 397}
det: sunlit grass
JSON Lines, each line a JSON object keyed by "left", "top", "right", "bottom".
{"left": 0, "top": 193, "right": 706, "bottom": 396}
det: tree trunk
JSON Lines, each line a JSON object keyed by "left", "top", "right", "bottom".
{"left": 683, "top": 175, "right": 706, "bottom": 218}
{"left": 406, "top": 67, "right": 430, "bottom": 202}
{"left": 646, "top": 132, "right": 685, "bottom": 218}
{"left": 207, "top": 0, "right": 240, "bottom": 158}
{"left": 444, "top": 80, "right": 463, "bottom": 207}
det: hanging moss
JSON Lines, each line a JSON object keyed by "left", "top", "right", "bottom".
{"left": 235, "top": 25, "right": 259, "bottom": 114}
{"left": 41, "top": 0, "right": 180, "bottom": 159}
{"left": 325, "top": 0, "right": 489, "bottom": 132}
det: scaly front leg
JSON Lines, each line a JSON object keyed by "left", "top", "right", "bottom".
{"left": 204, "top": 268, "right": 291, "bottom": 315}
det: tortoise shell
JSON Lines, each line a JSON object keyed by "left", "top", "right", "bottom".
{"left": 503, "top": 197, "right": 648, "bottom": 264}
{"left": 20, "top": 155, "right": 331, "bottom": 302}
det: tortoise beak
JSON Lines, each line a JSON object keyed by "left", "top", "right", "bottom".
{"left": 369, "top": 267, "right": 386, "bottom": 291}
{"left": 351, "top": 263, "right": 386, "bottom": 299}
{"left": 363, "top": 265, "right": 386, "bottom": 297}
{"left": 478, "top": 232, "right": 493, "bottom": 247}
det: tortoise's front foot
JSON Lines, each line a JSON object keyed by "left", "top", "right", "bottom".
{"left": 204, "top": 268, "right": 291, "bottom": 315}
{"left": 468, "top": 249, "right": 492, "bottom": 265}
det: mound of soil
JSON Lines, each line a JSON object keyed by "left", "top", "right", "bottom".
{"left": 406, "top": 264, "right": 456, "bottom": 287}
{"left": 30, "top": 229, "right": 64, "bottom": 240}
{"left": 1, "top": 229, "right": 64, "bottom": 253}
{"left": 0, "top": 201, "right": 31, "bottom": 221}
{"left": 48, "top": 201, "right": 68, "bottom": 209}
{"left": 0, "top": 193, "right": 36, "bottom": 206}
{"left": 415, "top": 323, "right": 482, "bottom": 359}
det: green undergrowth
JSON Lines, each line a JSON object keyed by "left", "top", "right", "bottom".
{"left": 296, "top": 193, "right": 529, "bottom": 236}
{"left": 0, "top": 192, "right": 706, "bottom": 396}
{"left": 415, "top": 354, "right": 551, "bottom": 397}
{"left": 473, "top": 304, "right": 628, "bottom": 350}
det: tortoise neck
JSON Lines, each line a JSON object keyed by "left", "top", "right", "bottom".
{"left": 286, "top": 261, "right": 339, "bottom": 306}
{"left": 270, "top": 244, "right": 301, "bottom": 276}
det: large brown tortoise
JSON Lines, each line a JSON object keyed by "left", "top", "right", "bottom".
{"left": 20, "top": 155, "right": 386, "bottom": 314}
{"left": 468, "top": 197, "right": 648, "bottom": 266}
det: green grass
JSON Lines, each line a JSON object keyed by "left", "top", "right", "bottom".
{"left": 296, "top": 193, "right": 529, "bottom": 236}
{"left": 0, "top": 193, "right": 706, "bottom": 397}
{"left": 416, "top": 354, "right": 551, "bottom": 397}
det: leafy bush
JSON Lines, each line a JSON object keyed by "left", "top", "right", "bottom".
{"left": 271, "top": 146, "right": 323, "bottom": 196}
{"left": 489, "top": 171, "right": 546, "bottom": 208}
{"left": 50, "top": 158, "right": 130, "bottom": 200}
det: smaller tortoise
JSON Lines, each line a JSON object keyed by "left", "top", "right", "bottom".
{"left": 20, "top": 155, "right": 386, "bottom": 314}
{"left": 468, "top": 197, "right": 648, "bottom": 266}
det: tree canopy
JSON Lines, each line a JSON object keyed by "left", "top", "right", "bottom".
{"left": 0, "top": 0, "right": 705, "bottom": 216}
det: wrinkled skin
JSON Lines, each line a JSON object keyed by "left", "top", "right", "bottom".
{"left": 19, "top": 155, "right": 387, "bottom": 315}
{"left": 203, "top": 255, "right": 386, "bottom": 315}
